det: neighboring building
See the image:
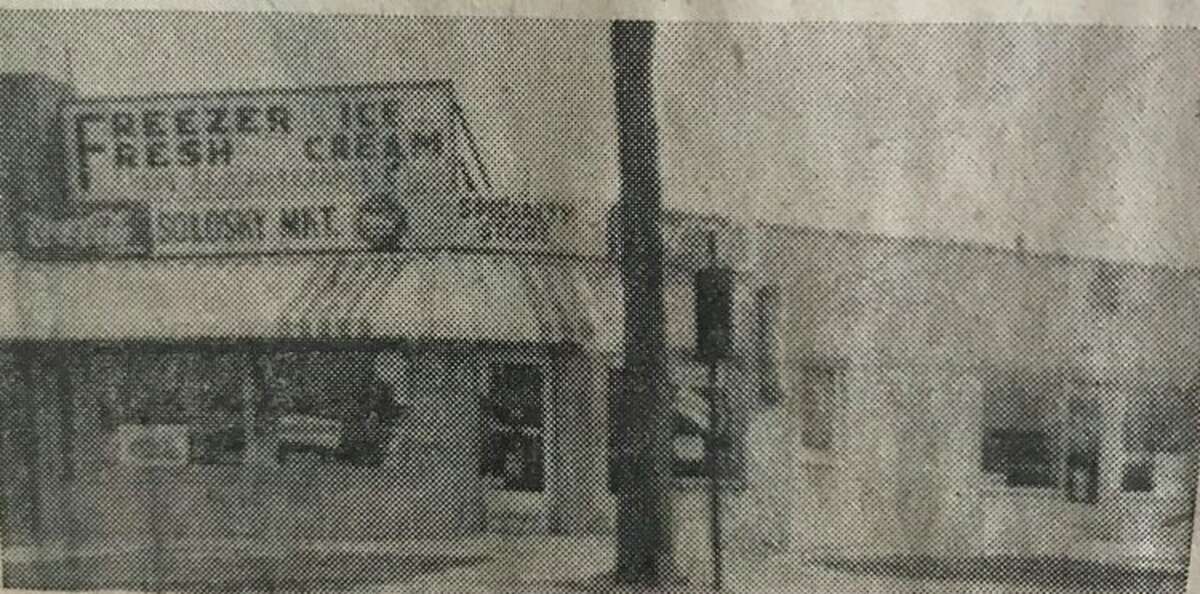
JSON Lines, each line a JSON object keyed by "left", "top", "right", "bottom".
{"left": 741, "top": 223, "right": 1199, "bottom": 569}
{"left": 0, "top": 73, "right": 1194, "bottom": 580}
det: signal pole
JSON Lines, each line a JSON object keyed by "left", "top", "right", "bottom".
{"left": 696, "top": 230, "right": 734, "bottom": 591}
{"left": 706, "top": 360, "right": 724, "bottom": 592}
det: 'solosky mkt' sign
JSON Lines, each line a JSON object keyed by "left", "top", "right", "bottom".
{"left": 146, "top": 193, "right": 577, "bottom": 257}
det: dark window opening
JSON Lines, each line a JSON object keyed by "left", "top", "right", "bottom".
{"left": 480, "top": 363, "right": 544, "bottom": 492}
{"left": 754, "top": 286, "right": 783, "bottom": 407}
{"left": 1088, "top": 261, "right": 1123, "bottom": 315}
{"left": 1121, "top": 455, "right": 1155, "bottom": 493}
{"left": 1121, "top": 386, "right": 1198, "bottom": 495}
{"left": 981, "top": 373, "right": 1062, "bottom": 490}
{"left": 1064, "top": 395, "right": 1102, "bottom": 504}
{"left": 794, "top": 366, "right": 838, "bottom": 452}
{"left": 983, "top": 430, "right": 1058, "bottom": 488}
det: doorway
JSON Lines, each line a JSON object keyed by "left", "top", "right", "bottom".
{"left": 480, "top": 361, "right": 547, "bottom": 532}
{"left": 1065, "top": 394, "right": 1102, "bottom": 505}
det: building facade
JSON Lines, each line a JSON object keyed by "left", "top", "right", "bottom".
{"left": 0, "top": 73, "right": 1195, "bottom": 576}
{"left": 744, "top": 223, "right": 1199, "bottom": 569}
{"left": 0, "top": 74, "right": 761, "bottom": 558}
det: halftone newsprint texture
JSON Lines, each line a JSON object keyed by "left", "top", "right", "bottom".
{"left": 0, "top": 7, "right": 1198, "bottom": 594}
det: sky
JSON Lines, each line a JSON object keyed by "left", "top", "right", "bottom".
{"left": 3, "top": 13, "right": 1200, "bottom": 266}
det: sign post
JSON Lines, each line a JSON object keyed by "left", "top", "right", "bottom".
{"left": 694, "top": 230, "right": 734, "bottom": 591}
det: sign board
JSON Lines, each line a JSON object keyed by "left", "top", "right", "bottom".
{"left": 115, "top": 424, "right": 189, "bottom": 467}
{"left": 64, "top": 82, "right": 458, "bottom": 203}
{"left": 45, "top": 82, "right": 580, "bottom": 257}
{"left": 20, "top": 202, "right": 151, "bottom": 259}
{"left": 695, "top": 266, "right": 735, "bottom": 362}
{"left": 143, "top": 192, "right": 576, "bottom": 257}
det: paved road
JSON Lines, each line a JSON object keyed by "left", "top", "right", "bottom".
{"left": 1, "top": 536, "right": 1188, "bottom": 594}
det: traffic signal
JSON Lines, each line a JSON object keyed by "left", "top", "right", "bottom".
{"left": 695, "top": 266, "right": 734, "bottom": 363}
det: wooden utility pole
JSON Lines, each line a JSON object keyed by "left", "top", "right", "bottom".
{"left": 610, "top": 20, "right": 678, "bottom": 585}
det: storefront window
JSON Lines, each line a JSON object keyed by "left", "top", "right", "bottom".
{"left": 1122, "top": 386, "right": 1197, "bottom": 494}
{"left": 77, "top": 349, "right": 248, "bottom": 467}
{"left": 265, "top": 350, "right": 403, "bottom": 467}
{"left": 981, "top": 372, "right": 1062, "bottom": 489}
{"left": 73, "top": 349, "right": 409, "bottom": 469}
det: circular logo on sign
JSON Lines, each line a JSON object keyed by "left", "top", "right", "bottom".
{"left": 355, "top": 194, "right": 409, "bottom": 250}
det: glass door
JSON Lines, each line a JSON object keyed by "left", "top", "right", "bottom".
{"left": 480, "top": 362, "right": 546, "bottom": 532}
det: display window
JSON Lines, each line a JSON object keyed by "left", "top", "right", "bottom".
{"left": 72, "top": 349, "right": 248, "bottom": 467}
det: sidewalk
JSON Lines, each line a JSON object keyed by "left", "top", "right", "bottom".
{"left": 1, "top": 535, "right": 1189, "bottom": 594}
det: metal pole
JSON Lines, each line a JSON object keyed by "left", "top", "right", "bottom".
{"left": 705, "top": 229, "right": 723, "bottom": 591}
{"left": 707, "top": 361, "right": 723, "bottom": 591}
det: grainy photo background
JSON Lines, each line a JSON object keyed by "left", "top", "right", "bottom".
{"left": 0, "top": 11, "right": 1197, "bottom": 593}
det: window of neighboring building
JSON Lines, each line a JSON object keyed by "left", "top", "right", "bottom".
{"left": 754, "top": 285, "right": 784, "bottom": 407}
{"left": 1063, "top": 393, "right": 1102, "bottom": 503}
{"left": 1121, "top": 386, "right": 1197, "bottom": 494}
{"left": 981, "top": 372, "right": 1062, "bottom": 489}
{"left": 790, "top": 365, "right": 840, "bottom": 453}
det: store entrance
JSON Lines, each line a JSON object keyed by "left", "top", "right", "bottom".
{"left": 480, "top": 362, "right": 547, "bottom": 533}
{"left": 1065, "top": 394, "right": 1103, "bottom": 504}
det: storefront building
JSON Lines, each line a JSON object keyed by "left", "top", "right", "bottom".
{"left": 0, "top": 72, "right": 1196, "bottom": 574}
{"left": 0, "top": 74, "right": 761, "bottom": 556}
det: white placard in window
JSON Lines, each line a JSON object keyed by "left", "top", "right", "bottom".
{"left": 115, "top": 424, "right": 189, "bottom": 467}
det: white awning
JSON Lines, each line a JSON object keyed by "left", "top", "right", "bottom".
{"left": 9, "top": 251, "right": 752, "bottom": 354}
{"left": 281, "top": 252, "right": 593, "bottom": 344}
{"left": 13, "top": 252, "right": 594, "bottom": 345}
{"left": 16, "top": 255, "right": 311, "bottom": 341}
